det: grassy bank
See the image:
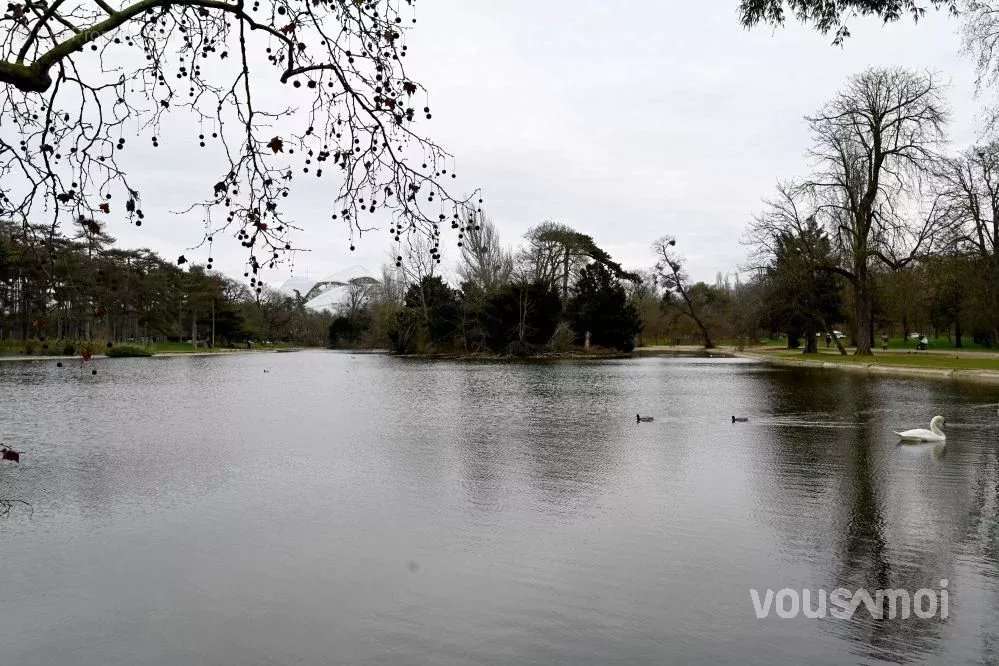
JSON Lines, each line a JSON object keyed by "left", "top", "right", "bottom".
{"left": 733, "top": 347, "right": 999, "bottom": 384}
{"left": 766, "top": 349, "right": 999, "bottom": 372}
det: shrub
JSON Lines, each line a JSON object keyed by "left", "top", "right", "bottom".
{"left": 62, "top": 342, "right": 76, "bottom": 356}
{"left": 78, "top": 340, "right": 98, "bottom": 360}
{"left": 329, "top": 312, "right": 371, "bottom": 348}
{"left": 23, "top": 340, "right": 36, "bottom": 355}
{"left": 506, "top": 340, "right": 539, "bottom": 357}
{"left": 388, "top": 309, "right": 428, "bottom": 354}
{"left": 106, "top": 345, "right": 153, "bottom": 358}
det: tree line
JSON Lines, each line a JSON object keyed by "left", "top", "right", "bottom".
{"left": 329, "top": 70, "right": 999, "bottom": 357}
{"left": 0, "top": 219, "right": 329, "bottom": 350}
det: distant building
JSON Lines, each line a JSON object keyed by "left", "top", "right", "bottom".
{"left": 278, "top": 265, "right": 380, "bottom": 312}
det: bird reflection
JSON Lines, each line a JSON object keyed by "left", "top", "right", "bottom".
{"left": 895, "top": 441, "right": 947, "bottom": 461}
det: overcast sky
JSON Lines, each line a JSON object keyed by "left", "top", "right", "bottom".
{"left": 105, "top": 2, "right": 986, "bottom": 286}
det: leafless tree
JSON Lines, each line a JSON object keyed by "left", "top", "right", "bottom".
{"left": 936, "top": 142, "right": 999, "bottom": 338}
{"left": 747, "top": 182, "right": 851, "bottom": 354}
{"left": 1, "top": 0, "right": 478, "bottom": 284}
{"left": 963, "top": 1, "right": 999, "bottom": 128}
{"left": 652, "top": 235, "right": 714, "bottom": 349}
{"left": 338, "top": 276, "right": 376, "bottom": 317}
{"left": 803, "top": 67, "right": 947, "bottom": 354}
{"left": 457, "top": 211, "right": 511, "bottom": 293}
{"left": 392, "top": 228, "right": 437, "bottom": 326}
{"left": 376, "top": 261, "right": 405, "bottom": 305}
{"left": 394, "top": 228, "right": 436, "bottom": 285}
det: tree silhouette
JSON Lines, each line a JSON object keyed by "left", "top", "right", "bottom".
{"left": 739, "top": 0, "right": 957, "bottom": 44}
{"left": 652, "top": 235, "right": 714, "bottom": 349}
{"left": 1, "top": 0, "right": 478, "bottom": 274}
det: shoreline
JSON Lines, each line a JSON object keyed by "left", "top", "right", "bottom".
{"left": 394, "top": 350, "right": 636, "bottom": 362}
{"left": 393, "top": 346, "right": 740, "bottom": 362}
{"left": 7, "top": 344, "right": 998, "bottom": 384}
{"left": 732, "top": 349, "right": 999, "bottom": 385}
{"left": 0, "top": 348, "right": 304, "bottom": 363}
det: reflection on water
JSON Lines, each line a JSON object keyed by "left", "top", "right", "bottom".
{"left": 0, "top": 352, "right": 997, "bottom": 665}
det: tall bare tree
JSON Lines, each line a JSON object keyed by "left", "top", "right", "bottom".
{"left": 457, "top": 212, "right": 511, "bottom": 294}
{"left": 937, "top": 142, "right": 999, "bottom": 339}
{"left": 393, "top": 230, "right": 438, "bottom": 329}
{"left": 964, "top": 0, "right": 999, "bottom": 128}
{"left": 803, "top": 68, "right": 947, "bottom": 354}
{"left": 652, "top": 235, "right": 714, "bottom": 349}
{"left": 338, "top": 277, "right": 378, "bottom": 318}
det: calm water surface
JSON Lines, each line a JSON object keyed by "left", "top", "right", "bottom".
{"left": 1, "top": 351, "right": 998, "bottom": 665}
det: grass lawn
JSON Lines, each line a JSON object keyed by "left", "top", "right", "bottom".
{"left": 751, "top": 336, "right": 993, "bottom": 353}
{"left": 768, "top": 349, "right": 999, "bottom": 372}
{"left": 882, "top": 337, "right": 993, "bottom": 352}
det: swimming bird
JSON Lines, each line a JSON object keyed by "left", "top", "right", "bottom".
{"left": 636, "top": 414, "right": 653, "bottom": 423}
{"left": 894, "top": 416, "right": 946, "bottom": 442}
{"left": 732, "top": 416, "right": 749, "bottom": 423}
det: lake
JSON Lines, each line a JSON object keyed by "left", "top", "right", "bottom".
{"left": 1, "top": 351, "right": 997, "bottom": 665}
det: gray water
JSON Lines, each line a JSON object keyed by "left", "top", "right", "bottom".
{"left": 1, "top": 352, "right": 997, "bottom": 665}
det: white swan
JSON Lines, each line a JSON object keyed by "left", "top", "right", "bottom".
{"left": 894, "top": 415, "right": 946, "bottom": 442}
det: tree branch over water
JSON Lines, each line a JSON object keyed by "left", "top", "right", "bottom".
{"left": 0, "top": 0, "right": 479, "bottom": 277}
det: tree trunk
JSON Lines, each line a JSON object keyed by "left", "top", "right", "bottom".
{"left": 804, "top": 324, "right": 818, "bottom": 354}
{"left": 853, "top": 266, "right": 874, "bottom": 356}
{"left": 695, "top": 318, "right": 714, "bottom": 350}
{"left": 819, "top": 316, "right": 848, "bottom": 356}
{"left": 561, "top": 252, "right": 570, "bottom": 302}
{"left": 517, "top": 288, "right": 529, "bottom": 343}
{"left": 191, "top": 310, "right": 198, "bottom": 350}
{"left": 991, "top": 259, "right": 999, "bottom": 348}
{"left": 954, "top": 317, "right": 963, "bottom": 349}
